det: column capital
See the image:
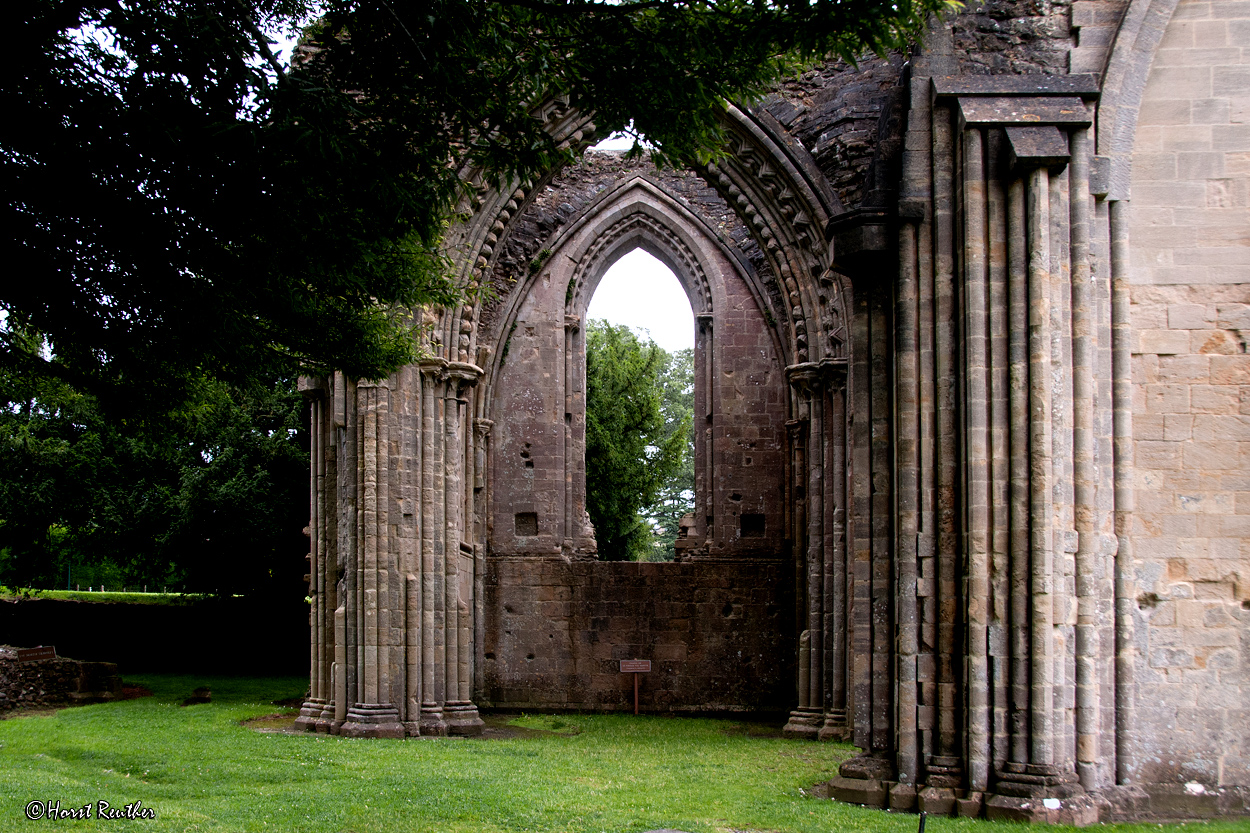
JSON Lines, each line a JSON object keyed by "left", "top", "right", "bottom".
{"left": 419, "top": 358, "right": 483, "bottom": 389}
{"left": 786, "top": 362, "right": 823, "bottom": 392}
{"left": 418, "top": 357, "right": 448, "bottom": 378}
{"left": 787, "top": 358, "right": 847, "bottom": 390}
{"left": 446, "top": 361, "right": 483, "bottom": 385}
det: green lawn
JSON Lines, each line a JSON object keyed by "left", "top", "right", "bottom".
{"left": 1, "top": 676, "right": 1246, "bottom": 833}
{"left": 0, "top": 587, "right": 197, "bottom": 605}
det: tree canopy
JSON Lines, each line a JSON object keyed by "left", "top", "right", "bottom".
{"left": 2, "top": 0, "right": 950, "bottom": 588}
{"left": 0, "top": 331, "right": 307, "bottom": 594}
{"left": 4, "top": 0, "right": 950, "bottom": 409}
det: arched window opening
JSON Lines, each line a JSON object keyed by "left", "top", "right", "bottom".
{"left": 584, "top": 248, "right": 695, "bottom": 562}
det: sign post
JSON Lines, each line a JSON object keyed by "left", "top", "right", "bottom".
{"left": 619, "top": 659, "right": 651, "bottom": 715}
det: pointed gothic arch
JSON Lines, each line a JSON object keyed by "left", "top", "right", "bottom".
{"left": 483, "top": 174, "right": 789, "bottom": 562}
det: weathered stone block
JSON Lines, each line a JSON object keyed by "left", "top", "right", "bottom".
{"left": 918, "top": 787, "right": 957, "bottom": 816}
{"left": 1140, "top": 329, "right": 1193, "bottom": 355}
{"left": 827, "top": 776, "right": 888, "bottom": 808}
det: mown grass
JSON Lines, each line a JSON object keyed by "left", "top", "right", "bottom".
{"left": 0, "top": 587, "right": 197, "bottom": 605}
{"left": 1, "top": 675, "right": 1247, "bottom": 833}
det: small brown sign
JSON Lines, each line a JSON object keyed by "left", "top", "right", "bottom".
{"left": 620, "top": 659, "right": 651, "bottom": 673}
{"left": 17, "top": 646, "right": 57, "bottom": 662}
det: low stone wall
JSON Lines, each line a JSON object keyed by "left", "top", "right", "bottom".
{"left": 0, "top": 646, "right": 122, "bottom": 712}
{"left": 0, "top": 595, "right": 307, "bottom": 675}
{"left": 483, "top": 557, "right": 796, "bottom": 713}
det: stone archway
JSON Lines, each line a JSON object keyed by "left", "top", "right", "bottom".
{"left": 295, "top": 100, "right": 870, "bottom": 731}
{"left": 477, "top": 168, "right": 797, "bottom": 712}
{"left": 483, "top": 174, "right": 788, "bottom": 560}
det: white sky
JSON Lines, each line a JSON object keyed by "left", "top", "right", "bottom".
{"left": 586, "top": 248, "right": 694, "bottom": 353}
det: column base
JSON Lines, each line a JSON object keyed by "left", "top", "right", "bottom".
{"left": 420, "top": 703, "right": 448, "bottom": 737}
{"left": 822, "top": 752, "right": 896, "bottom": 808}
{"left": 889, "top": 783, "right": 918, "bottom": 811}
{"left": 782, "top": 708, "right": 822, "bottom": 740}
{"left": 445, "top": 701, "right": 485, "bottom": 736}
{"left": 986, "top": 763, "right": 1098, "bottom": 826}
{"left": 818, "top": 709, "right": 850, "bottom": 741}
{"left": 840, "top": 752, "right": 896, "bottom": 781}
{"left": 984, "top": 792, "right": 1099, "bottom": 825}
{"left": 918, "top": 786, "right": 957, "bottom": 815}
{"left": 316, "top": 701, "right": 335, "bottom": 733}
{"left": 926, "top": 754, "right": 964, "bottom": 788}
{"left": 825, "top": 775, "right": 889, "bottom": 808}
{"left": 339, "top": 703, "right": 405, "bottom": 739}
{"left": 993, "top": 762, "right": 1085, "bottom": 798}
{"left": 294, "top": 698, "right": 327, "bottom": 733}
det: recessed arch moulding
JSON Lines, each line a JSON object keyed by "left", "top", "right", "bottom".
{"left": 487, "top": 175, "right": 788, "bottom": 561}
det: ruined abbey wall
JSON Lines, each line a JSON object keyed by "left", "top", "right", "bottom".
{"left": 298, "top": 0, "right": 1249, "bottom": 821}
{"left": 484, "top": 559, "right": 795, "bottom": 712}
{"left": 1126, "top": 0, "right": 1249, "bottom": 786}
{"left": 479, "top": 155, "right": 796, "bottom": 709}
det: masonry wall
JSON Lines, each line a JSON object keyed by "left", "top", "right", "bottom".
{"left": 1127, "top": 0, "right": 1250, "bottom": 786}
{"left": 482, "top": 558, "right": 796, "bottom": 712}
{"left": 486, "top": 164, "right": 790, "bottom": 560}
{"left": 0, "top": 647, "right": 122, "bottom": 712}
{"left": 1, "top": 596, "right": 308, "bottom": 675}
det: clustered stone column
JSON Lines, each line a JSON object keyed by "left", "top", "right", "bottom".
{"left": 819, "top": 73, "right": 1128, "bottom": 825}
{"left": 782, "top": 361, "right": 849, "bottom": 742}
{"left": 296, "top": 362, "right": 485, "bottom": 738}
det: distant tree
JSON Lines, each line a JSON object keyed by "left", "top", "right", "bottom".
{"left": 0, "top": 330, "right": 306, "bottom": 595}
{"left": 584, "top": 322, "right": 688, "bottom": 561}
{"left": 644, "top": 348, "right": 695, "bottom": 561}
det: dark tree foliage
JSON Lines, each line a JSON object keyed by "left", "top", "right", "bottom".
{"left": 2, "top": 0, "right": 947, "bottom": 586}
{"left": 3, "top": 0, "right": 948, "bottom": 410}
{"left": 0, "top": 331, "right": 307, "bottom": 595}
{"left": 584, "top": 321, "right": 688, "bottom": 561}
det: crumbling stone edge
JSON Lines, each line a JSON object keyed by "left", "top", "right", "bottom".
{"left": 0, "top": 645, "right": 123, "bottom": 713}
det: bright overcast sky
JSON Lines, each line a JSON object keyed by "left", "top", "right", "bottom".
{"left": 586, "top": 248, "right": 695, "bottom": 353}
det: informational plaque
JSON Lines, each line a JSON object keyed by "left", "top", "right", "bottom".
{"left": 17, "top": 646, "right": 57, "bottom": 662}
{"left": 620, "top": 659, "right": 651, "bottom": 714}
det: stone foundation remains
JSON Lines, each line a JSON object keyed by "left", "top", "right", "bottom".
{"left": 0, "top": 646, "right": 122, "bottom": 712}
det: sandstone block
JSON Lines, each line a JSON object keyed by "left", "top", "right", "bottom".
{"left": 1139, "top": 330, "right": 1192, "bottom": 355}
{"left": 1211, "top": 356, "right": 1250, "bottom": 385}
{"left": 918, "top": 787, "right": 957, "bottom": 816}
{"left": 826, "top": 776, "right": 888, "bottom": 808}
{"left": 1192, "top": 384, "right": 1240, "bottom": 413}
{"left": 1170, "top": 303, "right": 1214, "bottom": 329}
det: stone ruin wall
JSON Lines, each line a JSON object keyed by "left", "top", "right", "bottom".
{"left": 0, "top": 647, "right": 121, "bottom": 712}
{"left": 297, "top": 0, "right": 1250, "bottom": 817}
{"left": 483, "top": 559, "right": 795, "bottom": 712}
{"left": 1125, "top": 0, "right": 1250, "bottom": 787}
{"left": 478, "top": 152, "right": 797, "bottom": 710}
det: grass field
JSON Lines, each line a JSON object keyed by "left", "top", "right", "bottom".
{"left": 1, "top": 675, "right": 1247, "bottom": 833}
{"left": 0, "top": 587, "right": 197, "bottom": 605}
